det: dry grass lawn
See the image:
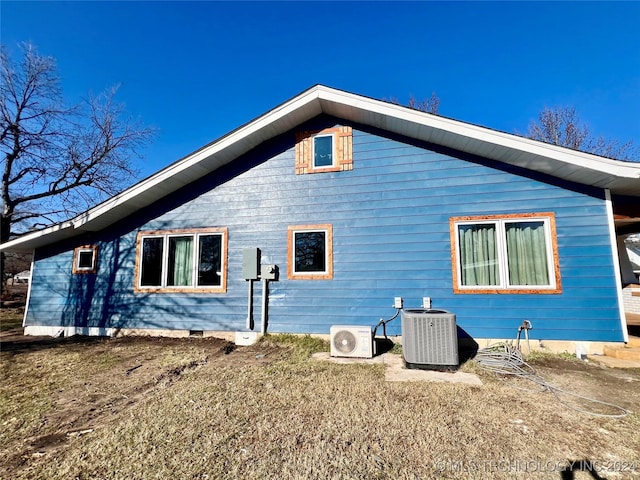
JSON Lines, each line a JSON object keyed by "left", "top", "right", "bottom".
{"left": 1, "top": 316, "right": 639, "bottom": 479}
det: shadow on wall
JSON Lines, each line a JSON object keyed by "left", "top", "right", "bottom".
{"left": 50, "top": 233, "right": 236, "bottom": 333}
{"left": 50, "top": 135, "right": 298, "bottom": 334}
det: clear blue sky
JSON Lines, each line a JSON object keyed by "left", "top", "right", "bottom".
{"left": 2, "top": 1, "right": 639, "bottom": 179}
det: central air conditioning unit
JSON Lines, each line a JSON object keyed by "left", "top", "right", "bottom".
{"left": 330, "top": 325, "right": 373, "bottom": 358}
{"left": 401, "top": 309, "right": 458, "bottom": 369}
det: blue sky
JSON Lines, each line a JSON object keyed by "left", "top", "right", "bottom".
{"left": 2, "top": 1, "right": 639, "bottom": 179}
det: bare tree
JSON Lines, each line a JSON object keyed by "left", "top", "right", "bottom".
{"left": 384, "top": 92, "right": 441, "bottom": 115}
{"left": 407, "top": 92, "right": 440, "bottom": 115}
{"left": 1, "top": 43, "right": 154, "bottom": 238}
{"left": 527, "top": 106, "right": 639, "bottom": 161}
{"left": 1, "top": 43, "right": 154, "bottom": 293}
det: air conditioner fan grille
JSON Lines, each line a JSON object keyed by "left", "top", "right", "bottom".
{"left": 332, "top": 330, "right": 357, "bottom": 354}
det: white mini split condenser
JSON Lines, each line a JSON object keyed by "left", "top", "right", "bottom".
{"left": 330, "top": 325, "right": 373, "bottom": 358}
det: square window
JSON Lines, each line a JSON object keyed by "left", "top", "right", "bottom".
{"left": 288, "top": 225, "right": 333, "bottom": 279}
{"left": 295, "top": 231, "right": 327, "bottom": 273}
{"left": 77, "top": 251, "right": 94, "bottom": 269}
{"left": 451, "top": 214, "right": 561, "bottom": 294}
{"left": 313, "top": 135, "right": 334, "bottom": 168}
{"left": 72, "top": 245, "right": 97, "bottom": 274}
{"left": 136, "top": 228, "right": 227, "bottom": 292}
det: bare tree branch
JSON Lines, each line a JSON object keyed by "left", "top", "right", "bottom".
{"left": 527, "top": 106, "right": 639, "bottom": 161}
{"left": 1, "top": 43, "right": 155, "bottom": 244}
{"left": 383, "top": 93, "right": 441, "bottom": 115}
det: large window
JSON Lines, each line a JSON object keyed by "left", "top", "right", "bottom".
{"left": 288, "top": 224, "right": 333, "bottom": 279}
{"left": 135, "top": 228, "right": 227, "bottom": 293}
{"left": 72, "top": 245, "right": 98, "bottom": 274}
{"left": 450, "top": 213, "right": 561, "bottom": 294}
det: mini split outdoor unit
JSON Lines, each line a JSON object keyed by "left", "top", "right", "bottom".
{"left": 330, "top": 325, "right": 373, "bottom": 358}
{"left": 401, "top": 309, "right": 459, "bottom": 369}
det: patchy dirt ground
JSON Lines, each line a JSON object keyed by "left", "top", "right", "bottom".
{"left": 0, "top": 328, "right": 284, "bottom": 477}
{"left": 528, "top": 354, "right": 640, "bottom": 414}
{"left": 2, "top": 322, "right": 640, "bottom": 479}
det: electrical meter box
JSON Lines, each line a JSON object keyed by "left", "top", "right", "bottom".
{"left": 242, "top": 248, "right": 260, "bottom": 280}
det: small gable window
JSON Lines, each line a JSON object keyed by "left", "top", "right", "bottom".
{"left": 296, "top": 127, "right": 353, "bottom": 174}
{"left": 313, "top": 134, "right": 335, "bottom": 168}
{"left": 73, "top": 245, "right": 98, "bottom": 274}
{"left": 288, "top": 224, "right": 333, "bottom": 280}
{"left": 135, "top": 227, "right": 228, "bottom": 293}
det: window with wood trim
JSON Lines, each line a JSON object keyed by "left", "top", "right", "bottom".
{"left": 450, "top": 213, "right": 561, "bottom": 294}
{"left": 134, "top": 228, "right": 228, "bottom": 293}
{"left": 288, "top": 224, "right": 333, "bottom": 280}
{"left": 295, "top": 127, "right": 353, "bottom": 174}
{"left": 73, "top": 245, "right": 98, "bottom": 274}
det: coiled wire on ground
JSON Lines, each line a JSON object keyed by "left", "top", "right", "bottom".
{"left": 474, "top": 343, "right": 629, "bottom": 418}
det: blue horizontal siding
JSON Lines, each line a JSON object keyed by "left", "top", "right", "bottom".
{"left": 25, "top": 119, "right": 624, "bottom": 342}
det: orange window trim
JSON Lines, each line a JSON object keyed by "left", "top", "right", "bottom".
{"left": 295, "top": 127, "right": 353, "bottom": 174}
{"left": 288, "top": 224, "right": 333, "bottom": 280}
{"left": 449, "top": 213, "right": 562, "bottom": 294}
{"left": 72, "top": 245, "right": 98, "bottom": 274}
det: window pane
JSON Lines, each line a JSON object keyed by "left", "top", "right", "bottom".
{"left": 505, "top": 221, "right": 550, "bottom": 285}
{"left": 314, "top": 136, "right": 333, "bottom": 167}
{"left": 198, "top": 235, "right": 222, "bottom": 286}
{"left": 77, "top": 251, "right": 94, "bottom": 269}
{"left": 458, "top": 224, "right": 499, "bottom": 286}
{"left": 167, "top": 236, "right": 193, "bottom": 287}
{"left": 295, "top": 231, "right": 326, "bottom": 273}
{"left": 141, "top": 237, "right": 164, "bottom": 286}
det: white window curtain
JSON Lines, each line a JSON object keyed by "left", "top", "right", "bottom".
{"left": 168, "top": 236, "right": 193, "bottom": 286}
{"left": 505, "top": 221, "right": 549, "bottom": 285}
{"left": 458, "top": 224, "right": 498, "bottom": 286}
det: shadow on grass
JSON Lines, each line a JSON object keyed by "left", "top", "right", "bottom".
{"left": 0, "top": 330, "right": 108, "bottom": 355}
{"left": 560, "top": 459, "right": 608, "bottom": 479}
{"left": 457, "top": 326, "right": 479, "bottom": 364}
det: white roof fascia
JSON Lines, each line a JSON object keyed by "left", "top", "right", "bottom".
{"left": 316, "top": 87, "right": 640, "bottom": 181}
{"left": 0, "top": 220, "right": 75, "bottom": 253}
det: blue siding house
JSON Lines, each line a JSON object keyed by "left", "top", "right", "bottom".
{"left": 3, "top": 86, "right": 640, "bottom": 351}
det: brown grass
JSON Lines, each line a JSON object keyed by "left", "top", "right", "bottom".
{"left": 0, "top": 306, "right": 24, "bottom": 331}
{"left": 1, "top": 333, "right": 639, "bottom": 479}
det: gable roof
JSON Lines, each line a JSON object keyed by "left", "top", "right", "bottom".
{"left": 3, "top": 84, "right": 640, "bottom": 253}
